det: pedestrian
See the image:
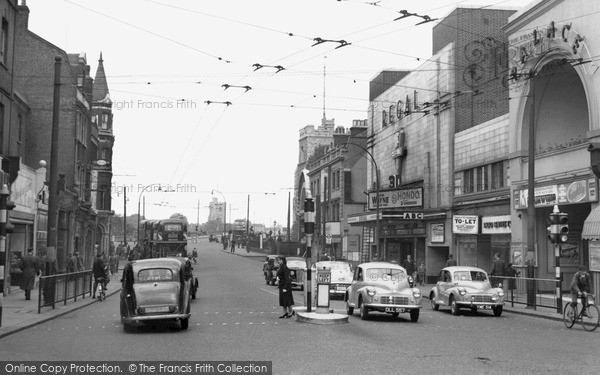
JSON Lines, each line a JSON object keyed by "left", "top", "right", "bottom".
{"left": 19, "top": 248, "right": 39, "bottom": 300}
{"left": 276, "top": 256, "right": 295, "bottom": 318}
{"left": 417, "top": 262, "right": 426, "bottom": 286}
{"left": 402, "top": 254, "right": 416, "bottom": 279}
{"left": 230, "top": 236, "right": 236, "bottom": 253}
{"left": 490, "top": 253, "right": 506, "bottom": 287}
{"left": 504, "top": 263, "right": 519, "bottom": 291}
{"left": 446, "top": 254, "right": 457, "bottom": 267}
{"left": 92, "top": 253, "right": 107, "bottom": 299}
{"left": 73, "top": 251, "right": 84, "bottom": 271}
{"left": 109, "top": 252, "right": 120, "bottom": 277}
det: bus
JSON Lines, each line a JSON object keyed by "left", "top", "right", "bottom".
{"left": 139, "top": 218, "right": 188, "bottom": 258}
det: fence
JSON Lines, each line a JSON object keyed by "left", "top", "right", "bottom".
{"left": 496, "top": 275, "right": 563, "bottom": 313}
{"left": 37, "top": 271, "right": 93, "bottom": 313}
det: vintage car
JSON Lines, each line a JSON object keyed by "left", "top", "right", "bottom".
{"left": 345, "top": 262, "right": 422, "bottom": 321}
{"left": 286, "top": 257, "right": 307, "bottom": 290}
{"left": 429, "top": 266, "right": 504, "bottom": 316}
{"left": 312, "top": 261, "right": 353, "bottom": 299}
{"left": 263, "top": 255, "right": 280, "bottom": 285}
{"left": 120, "top": 257, "right": 197, "bottom": 331}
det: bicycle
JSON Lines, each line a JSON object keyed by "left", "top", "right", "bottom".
{"left": 563, "top": 293, "right": 599, "bottom": 331}
{"left": 95, "top": 276, "right": 107, "bottom": 301}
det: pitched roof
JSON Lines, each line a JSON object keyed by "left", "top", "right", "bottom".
{"left": 93, "top": 52, "right": 111, "bottom": 104}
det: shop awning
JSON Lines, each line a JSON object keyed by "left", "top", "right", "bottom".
{"left": 582, "top": 206, "right": 600, "bottom": 240}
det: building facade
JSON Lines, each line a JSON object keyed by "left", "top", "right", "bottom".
{"left": 504, "top": 0, "right": 600, "bottom": 294}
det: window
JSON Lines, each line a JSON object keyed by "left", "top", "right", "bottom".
{"left": 17, "top": 113, "right": 22, "bottom": 143}
{"left": 491, "top": 162, "right": 504, "bottom": 190}
{"left": 477, "top": 165, "right": 488, "bottom": 192}
{"left": 389, "top": 105, "right": 395, "bottom": 125}
{"left": 382, "top": 110, "right": 388, "bottom": 128}
{"left": 101, "top": 114, "right": 109, "bottom": 130}
{"left": 0, "top": 18, "right": 8, "bottom": 65}
{"left": 464, "top": 168, "right": 474, "bottom": 194}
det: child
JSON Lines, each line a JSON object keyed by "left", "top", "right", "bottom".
{"left": 418, "top": 262, "right": 426, "bottom": 286}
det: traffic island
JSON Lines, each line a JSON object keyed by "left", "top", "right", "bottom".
{"left": 294, "top": 307, "right": 349, "bottom": 325}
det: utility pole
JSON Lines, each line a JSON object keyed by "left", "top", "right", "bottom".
{"left": 246, "top": 194, "right": 250, "bottom": 239}
{"left": 123, "top": 188, "right": 127, "bottom": 246}
{"left": 46, "top": 56, "right": 62, "bottom": 273}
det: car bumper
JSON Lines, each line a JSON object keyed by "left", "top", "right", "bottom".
{"left": 122, "top": 313, "right": 191, "bottom": 324}
{"left": 366, "top": 303, "right": 422, "bottom": 311}
{"left": 456, "top": 301, "right": 504, "bottom": 307}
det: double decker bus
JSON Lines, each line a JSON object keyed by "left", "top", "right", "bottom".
{"left": 139, "top": 218, "right": 188, "bottom": 258}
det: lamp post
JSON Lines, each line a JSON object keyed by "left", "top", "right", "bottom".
{"left": 346, "top": 142, "right": 380, "bottom": 262}
{"left": 211, "top": 189, "right": 226, "bottom": 234}
{"left": 137, "top": 184, "right": 162, "bottom": 245}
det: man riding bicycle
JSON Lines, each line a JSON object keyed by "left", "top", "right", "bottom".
{"left": 570, "top": 266, "right": 593, "bottom": 317}
{"left": 92, "top": 253, "right": 108, "bottom": 299}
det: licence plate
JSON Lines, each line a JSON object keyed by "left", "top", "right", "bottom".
{"left": 145, "top": 306, "right": 170, "bottom": 313}
{"left": 385, "top": 307, "right": 405, "bottom": 313}
{"left": 336, "top": 286, "right": 347, "bottom": 291}
{"left": 481, "top": 305, "right": 492, "bottom": 310}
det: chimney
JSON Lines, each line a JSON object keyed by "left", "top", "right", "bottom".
{"left": 17, "top": 0, "right": 30, "bottom": 30}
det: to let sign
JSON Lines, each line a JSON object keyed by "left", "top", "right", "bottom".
{"left": 452, "top": 215, "right": 479, "bottom": 234}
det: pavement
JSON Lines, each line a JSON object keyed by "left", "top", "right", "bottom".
{"left": 0, "top": 247, "right": 572, "bottom": 339}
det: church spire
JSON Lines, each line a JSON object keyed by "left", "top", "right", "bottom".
{"left": 93, "top": 52, "right": 110, "bottom": 104}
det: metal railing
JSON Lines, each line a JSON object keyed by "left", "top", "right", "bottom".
{"left": 496, "top": 275, "right": 563, "bottom": 313}
{"left": 37, "top": 271, "right": 93, "bottom": 313}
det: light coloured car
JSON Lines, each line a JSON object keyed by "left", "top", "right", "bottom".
{"left": 345, "top": 262, "right": 422, "bottom": 322}
{"left": 313, "top": 261, "right": 353, "bottom": 299}
{"left": 429, "top": 266, "right": 505, "bottom": 316}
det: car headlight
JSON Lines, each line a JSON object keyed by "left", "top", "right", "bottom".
{"left": 497, "top": 289, "right": 504, "bottom": 297}
{"left": 366, "top": 288, "right": 376, "bottom": 297}
{"left": 458, "top": 288, "right": 467, "bottom": 296}
{"left": 413, "top": 289, "right": 421, "bottom": 298}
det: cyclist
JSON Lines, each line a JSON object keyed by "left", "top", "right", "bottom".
{"left": 92, "top": 253, "right": 108, "bottom": 299}
{"left": 570, "top": 266, "right": 594, "bottom": 317}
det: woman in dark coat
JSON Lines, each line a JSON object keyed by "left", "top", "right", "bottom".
{"left": 504, "top": 263, "right": 520, "bottom": 291}
{"left": 20, "top": 249, "right": 39, "bottom": 300}
{"left": 276, "top": 256, "right": 295, "bottom": 318}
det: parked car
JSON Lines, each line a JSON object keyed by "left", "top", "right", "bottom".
{"left": 286, "top": 257, "right": 307, "bottom": 290}
{"left": 263, "top": 255, "right": 280, "bottom": 285}
{"left": 429, "top": 266, "right": 505, "bottom": 316}
{"left": 119, "top": 257, "right": 196, "bottom": 331}
{"left": 312, "top": 260, "right": 353, "bottom": 299}
{"left": 345, "top": 262, "right": 422, "bottom": 321}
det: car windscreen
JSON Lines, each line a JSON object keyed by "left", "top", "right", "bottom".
{"left": 453, "top": 271, "right": 487, "bottom": 282}
{"left": 137, "top": 268, "right": 175, "bottom": 282}
{"left": 329, "top": 263, "right": 351, "bottom": 272}
{"left": 365, "top": 268, "right": 405, "bottom": 282}
{"left": 287, "top": 260, "right": 306, "bottom": 269}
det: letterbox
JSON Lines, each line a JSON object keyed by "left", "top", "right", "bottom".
{"left": 316, "top": 266, "right": 331, "bottom": 314}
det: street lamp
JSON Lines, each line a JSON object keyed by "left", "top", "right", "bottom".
{"left": 345, "top": 142, "right": 380, "bottom": 262}
{"left": 211, "top": 189, "right": 227, "bottom": 233}
{"left": 137, "top": 184, "right": 162, "bottom": 245}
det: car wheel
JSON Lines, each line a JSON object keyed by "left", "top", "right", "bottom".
{"left": 470, "top": 306, "right": 478, "bottom": 313}
{"left": 346, "top": 301, "right": 354, "bottom": 316}
{"left": 181, "top": 318, "right": 189, "bottom": 330}
{"left": 392, "top": 312, "right": 399, "bottom": 318}
{"left": 359, "top": 300, "right": 369, "bottom": 321}
{"left": 430, "top": 293, "right": 439, "bottom": 311}
{"left": 450, "top": 296, "right": 460, "bottom": 316}
{"left": 492, "top": 305, "right": 503, "bottom": 317}
{"left": 123, "top": 323, "right": 135, "bottom": 332}
{"left": 410, "top": 309, "right": 420, "bottom": 322}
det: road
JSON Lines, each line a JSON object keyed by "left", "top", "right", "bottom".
{"left": 1, "top": 239, "right": 599, "bottom": 374}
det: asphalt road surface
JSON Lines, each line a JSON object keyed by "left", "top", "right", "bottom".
{"left": 1, "top": 240, "right": 599, "bottom": 375}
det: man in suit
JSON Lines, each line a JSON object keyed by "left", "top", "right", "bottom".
{"left": 20, "top": 249, "right": 39, "bottom": 300}
{"left": 490, "top": 253, "right": 505, "bottom": 287}
{"left": 446, "top": 254, "right": 457, "bottom": 267}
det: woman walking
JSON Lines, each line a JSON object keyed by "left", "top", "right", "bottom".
{"left": 276, "top": 256, "right": 295, "bottom": 318}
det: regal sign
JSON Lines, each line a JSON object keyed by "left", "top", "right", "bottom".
{"left": 513, "top": 178, "right": 597, "bottom": 209}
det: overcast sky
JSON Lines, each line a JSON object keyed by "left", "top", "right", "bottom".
{"left": 26, "top": 0, "right": 533, "bottom": 227}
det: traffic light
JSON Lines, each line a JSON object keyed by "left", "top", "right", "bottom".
{"left": 547, "top": 207, "right": 568, "bottom": 244}
{"left": 547, "top": 212, "right": 559, "bottom": 244}
{"left": 557, "top": 212, "right": 569, "bottom": 244}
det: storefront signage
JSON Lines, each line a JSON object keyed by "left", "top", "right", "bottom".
{"left": 325, "top": 222, "right": 341, "bottom": 244}
{"left": 368, "top": 187, "right": 423, "bottom": 210}
{"left": 452, "top": 215, "right": 479, "bottom": 234}
{"left": 509, "top": 21, "right": 598, "bottom": 76}
{"left": 513, "top": 178, "right": 598, "bottom": 209}
{"left": 481, "top": 215, "right": 511, "bottom": 234}
{"left": 348, "top": 213, "right": 380, "bottom": 224}
{"left": 430, "top": 223, "right": 445, "bottom": 243}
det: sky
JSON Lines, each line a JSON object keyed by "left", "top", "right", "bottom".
{"left": 25, "top": 0, "right": 533, "bottom": 228}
